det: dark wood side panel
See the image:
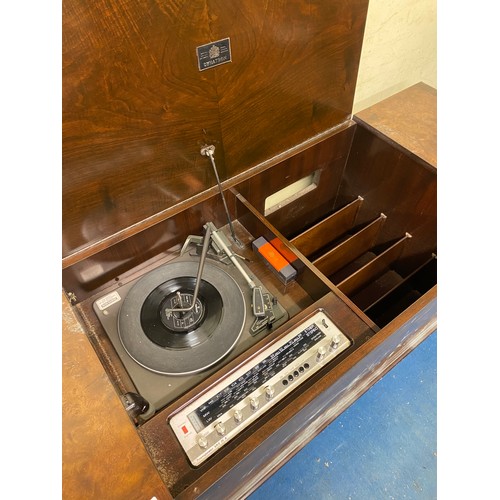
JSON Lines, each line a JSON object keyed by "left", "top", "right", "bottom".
{"left": 335, "top": 123, "right": 437, "bottom": 257}
{"left": 63, "top": 0, "right": 368, "bottom": 259}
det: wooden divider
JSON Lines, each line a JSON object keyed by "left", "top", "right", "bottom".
{"left": 336, "top": 233, "right": 411, "bottom": 296}
{"left": 363, "top": 254, "right": 436, "bottom": 316}
{"left": 312, "top": 214, "right": 387, "bottom": 277}
{"left": 290, "top": 196, "right": 363, "bottom": 257}
{"left": 361, "top": 256, "right": 435, "bottom": 327}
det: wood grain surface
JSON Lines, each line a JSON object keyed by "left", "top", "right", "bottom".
{"left": 61, "top": 80, "right": 437, "bottom": 497}
{"left": 62, "top": 294, "right": 171, "bottom": 500}
{"left": 355, "top": 82, "right": 437, "bottom": 168}
{"left": 62, "top": 0, "right": 368, "bottom": 259}
{"left": 62, "top": 9, "right": 436, "bottom": 490}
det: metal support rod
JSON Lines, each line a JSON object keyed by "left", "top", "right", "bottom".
{"left": 201, "top": 145, "right": 241, "bottom": 246}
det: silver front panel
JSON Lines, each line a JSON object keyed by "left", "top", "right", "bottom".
{"left": 170, "top": 310, "right": 351, "bottom": 466}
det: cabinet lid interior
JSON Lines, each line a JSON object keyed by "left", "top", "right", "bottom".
{"left": 62, "top": 0, "right": 369, "bottom": 261}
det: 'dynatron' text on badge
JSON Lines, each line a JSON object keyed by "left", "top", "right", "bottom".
{"left": 196, "top": 38, "right": 232, "bottom": 71}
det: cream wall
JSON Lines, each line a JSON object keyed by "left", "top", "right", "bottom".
{"left": 353, "top": 0, "right": 437, "bottom": 113}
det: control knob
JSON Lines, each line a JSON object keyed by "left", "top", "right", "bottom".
{"left": 214, "top": 422, "right": 226, "bottom": 436}
{"left": 265, "top": 386, "right": 275, "bottom": 401}
{"left": 234, "top": 409, "right": 243, "bottom": 423}
{"left": 197, "top": 435, "right": 208, "bottom": 449}
{"left": 316, "top": 345, "right": 327, "bottom": 361}
{"left": 250, "top": 397, "right": 260, "bottom": 411}
{"left": 330, "top": 335, "right": 341, "bottom": 350}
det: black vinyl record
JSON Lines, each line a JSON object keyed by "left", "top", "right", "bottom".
{"left": 140, "top": 276, "right": 222, "bottom": 348}
{"left": 118, "top": 261, "right": 246, "bottom": 375}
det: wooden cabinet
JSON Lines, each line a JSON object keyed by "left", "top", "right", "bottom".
{"left": 62, "top": 1, "right": 436, "bottom": 496}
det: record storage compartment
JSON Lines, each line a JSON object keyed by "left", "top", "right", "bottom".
{"left": 234, "top": 119, "right": 437, "bottom": 331}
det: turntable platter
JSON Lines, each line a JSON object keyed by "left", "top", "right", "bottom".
{"left": 118, "top": 261, "right": 246, "bottom": 375}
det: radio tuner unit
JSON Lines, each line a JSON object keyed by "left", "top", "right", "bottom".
{"left": 170, "top": 310, "right": 352, "bottom": 466}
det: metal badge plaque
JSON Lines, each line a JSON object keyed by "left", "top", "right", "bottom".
{"left": 196, "top": 38, "right": 232, "bottom": 71}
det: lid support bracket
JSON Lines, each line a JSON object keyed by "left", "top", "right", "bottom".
{"left": 201, "top": 145, "right": 242, "bottom": 247}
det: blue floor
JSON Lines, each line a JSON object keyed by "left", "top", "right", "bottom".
{"left": 249, "top": 331, "right": 437, "bottom": 500}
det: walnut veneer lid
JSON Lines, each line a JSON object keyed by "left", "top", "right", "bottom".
{"left": 63, "top": 0, "right": 368, "bottom": 261}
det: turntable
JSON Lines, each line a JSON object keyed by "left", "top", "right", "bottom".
{"left": 92, "top": 221, "right": 289, "bottom": 420}
{"left": 62, "top": 0, "right": 436, "bottom": 497}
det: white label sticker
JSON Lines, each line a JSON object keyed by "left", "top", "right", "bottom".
{"left": 95, "top": 291, "right": 121, "bottom": 311}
